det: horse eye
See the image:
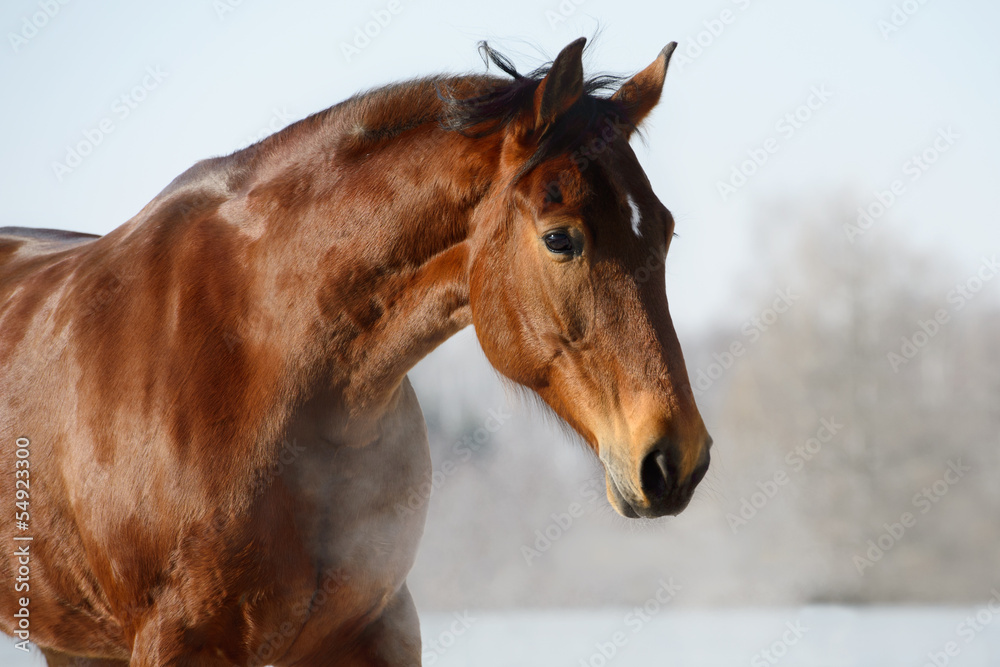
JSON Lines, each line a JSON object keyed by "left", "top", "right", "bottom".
{"left": 543, "top": 232, "right": 574, "bottom": 255}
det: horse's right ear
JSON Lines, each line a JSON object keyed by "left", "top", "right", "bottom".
{"left": 532, "top": 37, "right": 587, "bottom": 132}
{"left": 611, "top": 42, "right": 677, "bottom": 133}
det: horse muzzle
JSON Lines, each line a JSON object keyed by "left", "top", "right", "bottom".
{"left": 603, "top": 436, "right": 711, "bottom": 519}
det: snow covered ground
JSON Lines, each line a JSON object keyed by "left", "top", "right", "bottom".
{"left": 2, "top": 606, "right": 999, "bottom": 665}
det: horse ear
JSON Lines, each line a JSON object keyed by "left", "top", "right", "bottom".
{"left": 611, "top": 42, "right": 677, "bottom": 133}
{"left": 532, "top": 37, "right": 587, "bottom": 132}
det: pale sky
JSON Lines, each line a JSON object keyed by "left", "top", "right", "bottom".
{"left": 2, "top": 0, "right": 998, "bottom": 337}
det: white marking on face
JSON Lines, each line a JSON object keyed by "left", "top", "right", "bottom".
{"left": 627, "top": 194, "right": 642, "bottom": 237}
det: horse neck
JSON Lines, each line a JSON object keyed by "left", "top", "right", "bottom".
{"left": 225, "top": 114, "right": 502, "bottom": 428}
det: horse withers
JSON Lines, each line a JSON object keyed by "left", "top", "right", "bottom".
{"left": 0, "top": 38, "right": 710, "bottom": 665}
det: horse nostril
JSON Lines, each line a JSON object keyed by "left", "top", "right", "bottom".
{"left": 689, "top": 452, "right": 711, "bottom": 489}
{"left": 640, "top": 448, "right": 675, "bottom": 501}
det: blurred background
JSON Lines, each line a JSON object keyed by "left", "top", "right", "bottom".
{"left": 2, "top": 0, "right": 998, "bottom": 664}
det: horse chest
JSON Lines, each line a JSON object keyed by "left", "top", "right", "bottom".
{"left": 272, "top": 377, "right": 431, "bottom": 610}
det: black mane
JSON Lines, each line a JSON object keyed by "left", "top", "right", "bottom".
{"left": 229, "top": 42, "right": 635, "bottom": 186}
{"left": 439, "top": 42, "right": 634, "bottom": 180}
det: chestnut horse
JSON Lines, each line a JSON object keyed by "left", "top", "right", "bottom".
{"left": 0, "top": 38, "right": 709, "bottom": 665}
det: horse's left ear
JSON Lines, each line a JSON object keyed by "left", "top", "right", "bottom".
{"left": 611, "top": 42, "right": 678, "bottom": 133}
{"left": 532, "top": 37, "right": 587, "bottom": 132}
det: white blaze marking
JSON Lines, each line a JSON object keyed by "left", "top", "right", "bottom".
{"left": 627, "top": 194, "right": 642, "bottom": 237}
